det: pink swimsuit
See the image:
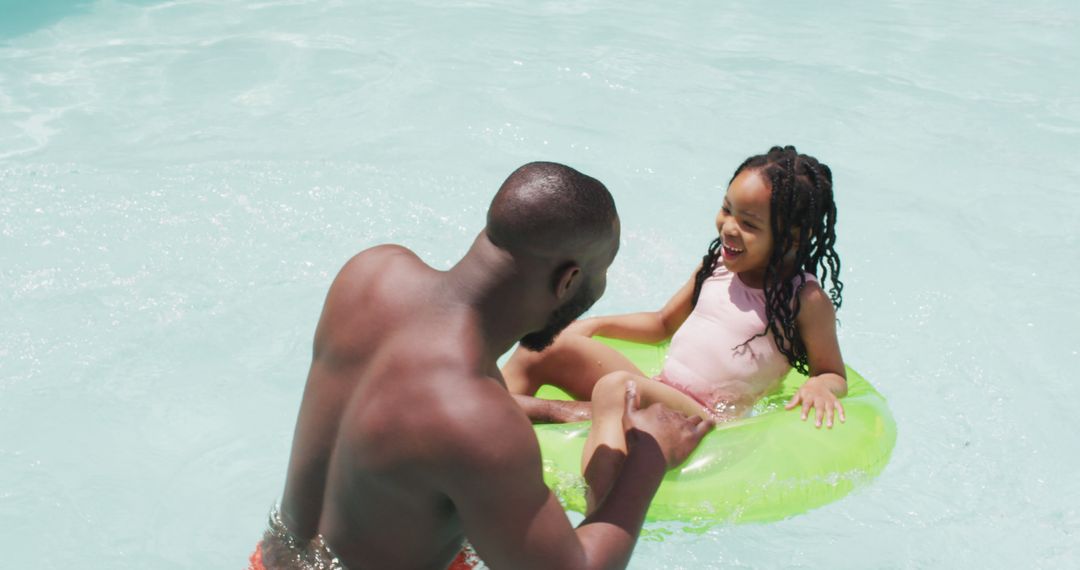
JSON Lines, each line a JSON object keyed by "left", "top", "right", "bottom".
{"left": 658, "top": 264, "right": 816, "bottom": 414}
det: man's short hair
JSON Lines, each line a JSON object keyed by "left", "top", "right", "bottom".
{"left": 486, "top": 162, "right": 617, "bottom": 255}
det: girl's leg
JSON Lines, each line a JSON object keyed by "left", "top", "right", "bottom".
{"left": 580, "top": 371, "right": 708, "bottom": 513}
{"left": 501, "top": 331, "right": 643, "bottom": 400}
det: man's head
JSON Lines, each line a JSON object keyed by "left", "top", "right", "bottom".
{"left": 486, "top": 162, "right": 619, "bottom": 351}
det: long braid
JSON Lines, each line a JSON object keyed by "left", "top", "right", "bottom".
{"left": 694, "top": 146, "right": 844, "bottom": 374}
{"left": 691, "top": 237, "right": 722, "bottom": 305}
{"left": 758, "top": 149, "right": 808, "bottom": 372}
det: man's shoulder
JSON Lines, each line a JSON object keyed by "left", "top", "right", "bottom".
{"left": 339, "top": 244, "right": 423, "bottom": 281}
{"left": 312, "top": 245, "right": 434, "bottom": 360}
{"left": 326, "top": 245, "right": 428, "bottom": 306}
{"left": 355, "top": 243, "right": 419, "bottom": 262}
{"left": 421, "top": 377, "right": 542, "bottom": 468}
{"left": 347, "top": 371, "right": 541, "bottom": 488}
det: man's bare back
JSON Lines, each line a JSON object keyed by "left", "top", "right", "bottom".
{"left": 272, "top": 246, "right": 485, "bottom": 567}
{"left": 258, "top": 163, "right": 711, "bottom": 570}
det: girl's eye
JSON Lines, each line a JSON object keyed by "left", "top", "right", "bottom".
{"left": 721, "top": 206, "right": 731, "bottom": 215}
{"left": 744, "top": 222, "right": 757, "bottom": 230}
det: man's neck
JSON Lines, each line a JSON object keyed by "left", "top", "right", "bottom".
{"left": 442, "top": 233, "right": 546, "bottom": 365}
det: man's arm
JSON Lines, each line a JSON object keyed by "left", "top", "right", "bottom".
{"left": 442, "top": 385, "right": 710, "bottom": 569}
{"left": 442, "top": 411, "right": 658, "bottom": 569}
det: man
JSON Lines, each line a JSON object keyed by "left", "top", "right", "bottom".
{"left": 254, "top": 162, "right": 712, "bottom": 569}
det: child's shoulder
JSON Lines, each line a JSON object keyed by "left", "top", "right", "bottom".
{"left": 795, "top": 278, "right": 835, "bottom": 318}
{"left": 779, "top": 271, "right": 818, "bottom": 292}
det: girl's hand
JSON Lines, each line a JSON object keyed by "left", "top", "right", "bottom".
{"left": 785, "top": 377, "right": 846, "bottom": 429}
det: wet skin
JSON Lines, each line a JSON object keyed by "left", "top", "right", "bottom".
{"left": 272, "top": 225, "right": 710, "bottom": 569}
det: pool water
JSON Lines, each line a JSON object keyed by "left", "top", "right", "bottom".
{"left": 2, "top": 1, "right": 1078, "bottom": 568}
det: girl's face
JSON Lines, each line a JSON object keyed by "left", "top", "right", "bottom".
{"left": 715, "top": 169, "right": 774, "bottom": 287}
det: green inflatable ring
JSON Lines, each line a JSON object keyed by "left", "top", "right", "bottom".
{"left": 534, "top": 338, "right": 897, "bottom": 526}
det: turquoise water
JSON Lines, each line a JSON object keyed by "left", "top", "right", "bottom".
{"left": 2, "top": 1, "right": 1078, "bottom": 568}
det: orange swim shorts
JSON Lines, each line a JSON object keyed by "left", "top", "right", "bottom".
{"left": 247, "top": 541, "right": 266, "bottom": 570}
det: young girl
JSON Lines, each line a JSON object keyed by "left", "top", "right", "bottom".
{"left": 502, "top": 146, "right": 848, "bottom": 508}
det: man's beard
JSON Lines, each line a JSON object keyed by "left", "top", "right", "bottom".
{"left": 519, "top": 282, "right": 597, "bottom": 352}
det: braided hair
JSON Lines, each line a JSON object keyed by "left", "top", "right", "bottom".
{"left": 690, "top": 146, "right": 843, "bottom": 375}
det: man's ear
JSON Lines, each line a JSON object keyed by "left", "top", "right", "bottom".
{"left": 553, "top": 263, "right": 581, "bottom": 301}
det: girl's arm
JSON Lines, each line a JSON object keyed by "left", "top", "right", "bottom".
{"left": 574, "top": 270, "right": 698, "bottom": 344}
{"left": 785, "top": 281, "right": 848, "bottom": 428}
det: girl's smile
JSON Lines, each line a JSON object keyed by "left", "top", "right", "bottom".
{"left": 716, "top": 169, "right": 773, "bottom": 287}
{"left": 720, "top": 243, "right": 744, "bottom": 260}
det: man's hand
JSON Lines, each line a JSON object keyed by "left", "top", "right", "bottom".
{"left": 621, "top": 381, "right": 712, "bottom": 469}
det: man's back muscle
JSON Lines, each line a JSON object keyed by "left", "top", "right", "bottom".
{"left": 280, "top": 245, "right": 485, "bottom": 568}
